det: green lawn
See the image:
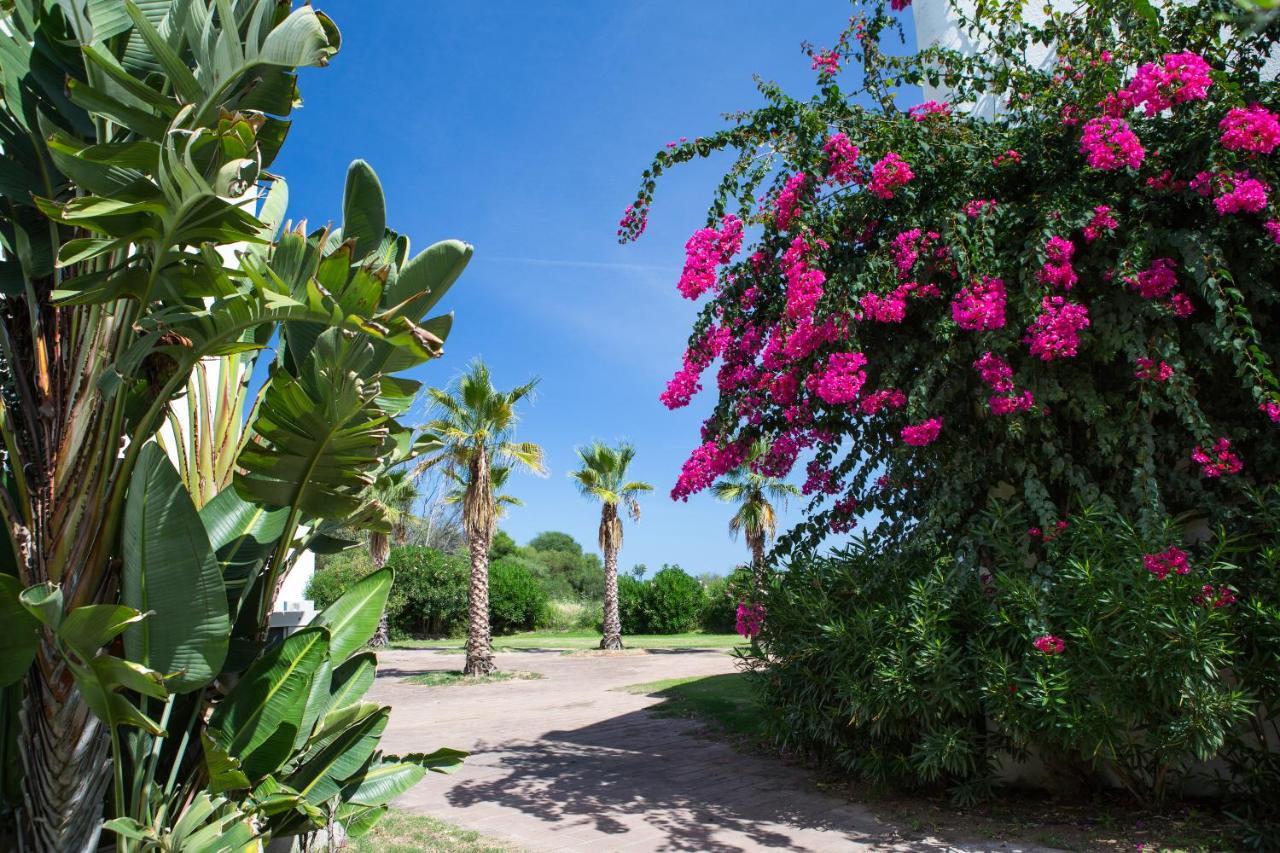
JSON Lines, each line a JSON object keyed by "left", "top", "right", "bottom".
{"left": 620, "top": 672, "right": 765, "bottom": 739}
{"left": 390, "top": 630, "right": 742, "bottom": 652}
{"left": 350, "top": 810, "right": 519, "bottom": 852}
{"left": 405, "top": 670, "right": 542, "bottom": 687}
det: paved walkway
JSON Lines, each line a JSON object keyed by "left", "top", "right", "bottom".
{"left": 371, "top": 648, "right": 1053, "bottom": 853}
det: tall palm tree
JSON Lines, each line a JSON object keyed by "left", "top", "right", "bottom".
{"left": 569, "top": 442, "right": 653, "bottom": 650}
{"left": 416, "top": 361, "right": 543, "bottom": 675}
{"left": 712, "top": 441, "right": 800, "bottom": 586}
{"left": 366, "top": 467, "right": 421, "bottom": 647}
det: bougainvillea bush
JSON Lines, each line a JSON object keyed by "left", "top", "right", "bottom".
{"left": 625, "top": 0, "right": 1280, "bottom": 549}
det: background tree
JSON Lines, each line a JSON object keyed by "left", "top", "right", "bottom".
{"left": 366, "top": 466, "right": 422, "bottom": 647}
{"left": 712, "top": 442, "right": 801, "bottom": 586}
{"left": 569, "top": 442, "right": 653, "bottom": 649}
{"left": 417, "top": 361, "right": 543, "bottom": 675}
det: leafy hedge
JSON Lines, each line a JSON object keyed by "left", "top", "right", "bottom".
{"left": 746, "top": 493, "right": 1280, "bottom": 816}
{"left": 616, "top": 565, "right": 709, "bottom": 634}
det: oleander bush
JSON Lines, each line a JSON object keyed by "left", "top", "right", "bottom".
{"left": 748, "top": 493, "right": 1280, "bottom": 811}
{"left": 489, "top": 557, "right": 549, "bottom": 634}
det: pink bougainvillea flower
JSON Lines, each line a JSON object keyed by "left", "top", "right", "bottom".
{"left": 811, "top": 49, "right": 840, "bottom": 76}
{"left": 973, "top": 351, "right": 1014, "bottom": 393}
{"left": 782, "top": 235, "right": 826, "bottom": 320}
{"left": 1219, "top": 104, "right": 1280, "bottom": 154}
{"left": 1080, "top": 117, "right": 1145, "bottom": 170}
{"left": 1265, "top": 220, "right": 1280, "bottom": 244}
{"left": 858, "top": 388, "right": 907, "bottom": 415}
{"left": 1134, "top": 357, "right": 1174, "bottom": 382}
{"left": 735, "top": 602, "right": 766, "bottom": 638}
{"left": 1261, "top": 400, "right": 1280, "bottom": 423}
{"left": 1191, "top": 437, "right": 1243, "bottom": 478}
{"left": 1143, "top": 546, "right": 1190, "bottom": 580}
{"left": 1033, "top": 634, "right": 1065, "bottom": 655}
{"left": 860, "top": 290, "right": 907, "bottom": 323}
{"left": 810, "top": 351, "right": 869, "bottom": 404}
{"left": 868, "top": 152, "right": 914, "bottom": 199}
{"left": 901, "top": 417, "right": 943, "bottom": 446}
{"left": 676, "top": 214, "right": 742, "bottom": 299}
{"left": 952, "top": 276, "right": 1007, "bottom": 330}
{"left": 907, "top": 100, "right": 951, "bottom": 121}
{"left": 823, "top": 132, "right": 861, "bottom": 185}
{"left": 1025, "top": 296, "right": 1090, "bottom": 360}
{"left": 1119, "top": 52, "right": 1213, "bottom": 115}
{"left": 774, "top": 172, "right": 809, "bottom": 230}
{"left": 1039, "top": 236, "right": 1078, "bottom": 290}
{"left": 1083, "top": 205, "right": 1118, "bottom": 242}
{"left": 1127, "top": 257, "right": 1179, "bottom": 299}
{"left": 671, "top": 439, "right": 748, "bottom": 500}
{"left": 964, "top": 198, "right": 998, "bottom": 218}
{"left": 1214, "top": 171, "right": 1269, "bottom": 215}
{"left": 1169, "top": 293, "right": 1195, "bottom": 317}
{"left": 989, "top": 391, "right": 1035, "bottom": 415}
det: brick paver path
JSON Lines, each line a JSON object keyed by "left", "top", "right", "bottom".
{"left": 371, "top": 648, "right": 1053, "bottom": 852}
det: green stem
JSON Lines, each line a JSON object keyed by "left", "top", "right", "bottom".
{"left": 109, "top": 725, "right": 130, "bottom": 853}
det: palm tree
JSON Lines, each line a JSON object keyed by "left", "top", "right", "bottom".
{"left": 366, "top": 467, "right": 421, "bottom": 647}
{"left": 416, "top": 361, "right": 543, "bottom": 675}
{"left": 712, "top": 441, "right": 800, "bottom": 587}
{"left": 569, "top": 442, "right": 653, "bottom": 650}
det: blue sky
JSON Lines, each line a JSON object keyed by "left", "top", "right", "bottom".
{"left": 275, "top": 2, "right": 918, "bottom": 575}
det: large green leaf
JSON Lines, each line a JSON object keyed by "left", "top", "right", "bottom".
{"left": 0, "top": 576, "right": 40, "bottom": 687}
{"left": 340, "top": 761, "right": 425, "bottom": 807}
{"left": 287, "top": 706, "right": 388, "bottom": 805}
{"left": 123, "top": 443, "right": 229, "bottom": 693}
{"left": 200, "top": 485, "right": 289, "bottom": 616}
{"left": 310, "top": 568, "right": 392, "bottom": 663}
{"left": 326, "top": 652, "right": 377, "bottom": 715}
{"left": 341, "top": 160, "right": 385, "bottom": 261}
{"left": 384, "top": 239, "right": 472, "bottom": 322}
{"left": 210, "top": 627, "right": 329, "bottom": 779}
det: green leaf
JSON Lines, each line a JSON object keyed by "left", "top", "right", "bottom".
{"left": 123, "top": 443, "right": 229, "bottom": 693}
{"left": 341, "top": 761, "right": 425, "bottom": 806}
{"left": 200, "top": 486, "right": 289, "bottom": 616}
{"left": 342, "top": 160, "right": 386, "bottom": 261}
{"left": 390, "top": 747, "right": 469, "bottom": 775}
{"left": 310, "top": 568, "right": 392, "bottom": 663}
{"left": 384, "top": 239, "right": 472, "bottom": 321}
{"left": 19, "top": 583, "right": 64, "bottom": 630}
{"left": 201, "top": 730, "right": 252, "bottom": 794}
{"left": 0, "top": 576, "right": 40, "bottom": 687}
{"left": 210, "top": 627, "right": 329, "bottom": 779}
{"left": 326, "top": 651, "right": 377, "bottom": 715}
{"left": 58, "top": 605, "right": 146, "bottom": 659}
{"left": 287, "top": 706, "right": 387, "bottom": 805}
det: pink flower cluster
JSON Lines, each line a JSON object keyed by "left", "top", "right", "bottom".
{"left": 1080, "top": 117, "right": 1145, "bottom": 170}
{"left": 974, "top": 351, "right": 1033, "bottom": 415}
{"left": 993, "top": 149, "right": 1021, "bottom": 167}
{"left": 868, "top": 152, "right": 914, "bottom": 199}
{"left": 1134, "top": 357, "right": 1174, "bottom": 382}
{"left": 952, "top": 276, "right": 1007, "bottom": 330}
{"left": 1025, "top": 296, "right": 1090, "bottom": 360}
{"left": 1083, "top": 205, "right": 1118, "bottom": 242}
{"left": 964, "top": 198, "right": 998, "bottom": 218}
{"left": 676, "top": 215, "right": 743, "bottom": 299}
{"left": 617, "top": 202, "right": 647, "bottom": 239}
{"left": 823, "top": 132, "right": 861, "bottom": 185}
{"left": 829, "top": 493, "right": 860, "bottom": 533}
{"left": 660, "top": 326, "right": 730, "bottom": 410}
{"left": 1192, "top": 437, "right": 1243, "bottom": 478}
{"left": 811, "top": 50, "right": 840, "bottom": 76}
{"left": 1214, "top": 171, "right": 1269, "bottom": 215}
{"left": 1265, "top": 220, "right": 1280, "bottom": 244}
{"left": 736, "top": 602, "right": 766, "bottom": 639}
{"left": 1219, "top": 104, "right": 1280, "bottom": 154}
{"left": 1119, "top": 52, "right": 1213, "bottom": 116}
{"left": 860, "top": 290, "right": 907, "bottom": 323}
{"left": 1039, "top": 237, "right": 1078, "bottom": 290}
{"left": 859, "top": 388, "right": 906, "bottom": 415}
{"left": 672, "top": 439, "right": 747, "bottom": 501}
{"left": 901, "top": 417, "right": 943, "bottom": 446}
{"left": 1127, "top": 257, "right": 1178, "bottom": 299}
{"left": 782, "top": 236, "right": 827, "bottom": 320}
{"left": 908, "top": 100, "right": 951, "bottom": 121}
{"left": 1033, "top": 635, "right": 1065, "bottom": 655}
{"left": 1170, "top": 293, "right": 1195, "bottom": 317}
{"left": 809, "top": 352, "right": 868, "bottom": 404}
{"left": 1143, "top": 546, "right": 1190, "bottom": 580}
{"left": 774, "top": 173, "right": 809, "bottom": 230}
{"left": 1195, "top": 584, "right": 1238, "bottom": 608}
{"left": 1261, "top": 400, "right": 1280, "bottom": 423}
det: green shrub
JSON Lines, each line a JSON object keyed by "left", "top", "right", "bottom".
{"left": 618, "top": 574, "right": 647, "bottom": 633}
{"left": 308, "top": 546, "right": 468, "bottom": 638}
{"left": 640, "top": 566, "right": 706, "bottom": 634}
{"left": 489, "top": 557, "right": 548, "bottom": 634}
{"left": 750, "top": 496, "right": 1280, "bottom": 808}
{"left": 700, "top": 567, "right": 753, "bottom": 633}
{"left": 537, "top": 597, "right": 603, "bottom": 631}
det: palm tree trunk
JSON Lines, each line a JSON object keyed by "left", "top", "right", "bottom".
{"left": 464, "top": 531, "right": 495, "bottom": 675}
{"left": 750, "top": 534, "right": 767, "bottom": 590}
{"left": 599, "top": 506, "right": 623, "bottom": 651}
{"left": 368, "top": 534, "right": 390, "bottom": 648}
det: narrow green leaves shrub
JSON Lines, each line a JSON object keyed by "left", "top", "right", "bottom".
{"left": 489, "top": 558, "right": 548, "bottom": 634}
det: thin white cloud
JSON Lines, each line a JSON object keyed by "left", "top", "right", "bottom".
{"left": 481, "top": 255, "right": 677, "bottom": 274}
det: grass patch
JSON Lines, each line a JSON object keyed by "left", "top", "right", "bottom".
{"left": 621, "top": 672, "right": 764, "bottom": 739}
{"left": 349, "top": 810, "right": 520, "bottom": 852}
{"left": 391, "top": 630, "right": 742, "bottom": 652}
{"left": 404, "top": 670, "right": 542, "bottom": 687}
